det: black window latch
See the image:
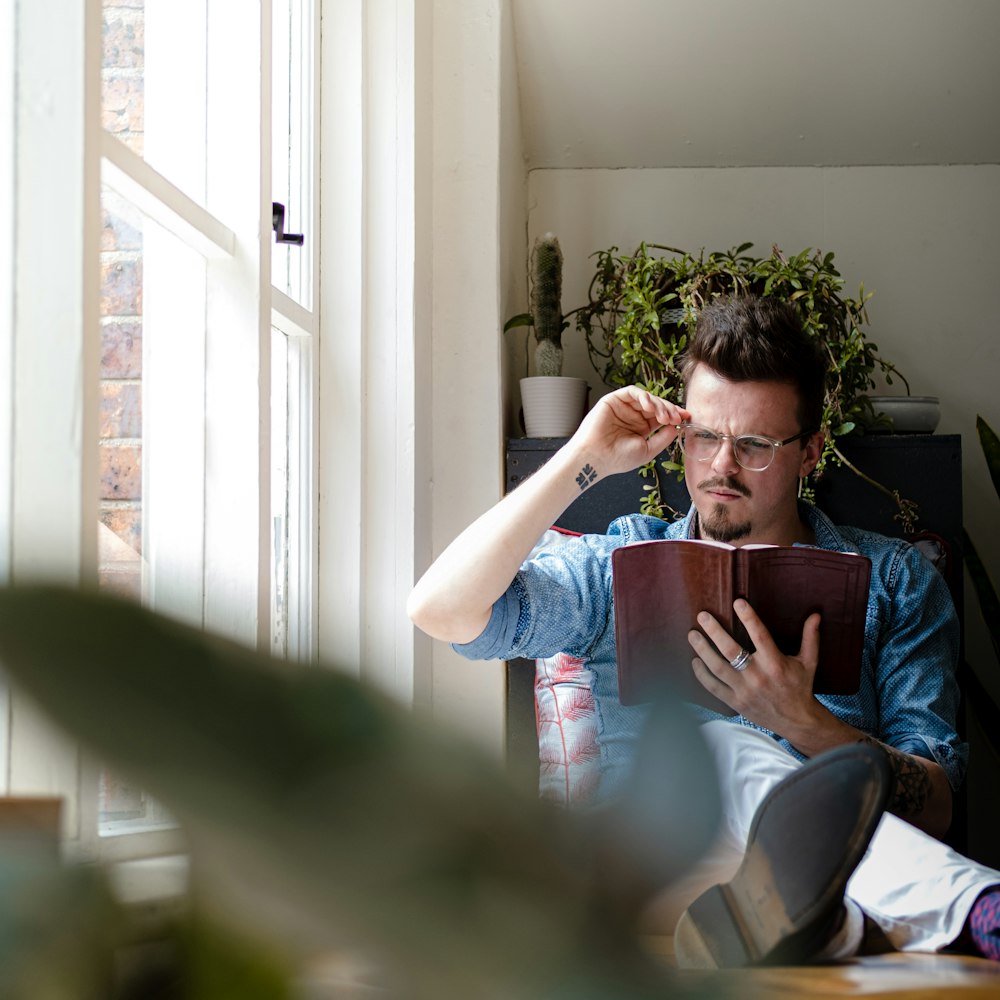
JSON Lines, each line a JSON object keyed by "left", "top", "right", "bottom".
{"left": 272, "top": 202, "right": 304, "bottom": 245}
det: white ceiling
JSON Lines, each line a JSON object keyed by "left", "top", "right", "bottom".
{"left": 510, "top": 0, "right": 1000, "bottom": 169}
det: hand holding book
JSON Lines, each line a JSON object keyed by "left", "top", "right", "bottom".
{"left": 612, "top": 539, "right": 872, "bottom": 714}
{"left": 687, "top": 599, "right": 824, "bottom": 721}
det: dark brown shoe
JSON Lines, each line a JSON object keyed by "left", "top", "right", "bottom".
{"left": 674, "top": 743, "right": 893, "bottom": 968}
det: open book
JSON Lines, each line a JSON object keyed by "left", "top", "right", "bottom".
{"left": 612, "top": 539, "right": 872, "bottom": 713}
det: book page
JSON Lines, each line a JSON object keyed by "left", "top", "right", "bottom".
{"left": 739, "top": 548, "right": 870, "bottom": 695}
{"left": 612, "top": 540, "right": 735, "bottom": 713}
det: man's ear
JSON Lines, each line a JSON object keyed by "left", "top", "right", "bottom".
{"left": 798, "top": 430, "right": 825, "bottom": 478}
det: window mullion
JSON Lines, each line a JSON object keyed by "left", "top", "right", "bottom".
{"left": 318, "top": 0, "right": 364, "bottom": 677}
{"left": 101, "top": 132, "right": 236, "bottom": 259}
{"left": 8, "top": 0, "right": 103, "bottom": 846}
{"left": 1, "top": 0, "right": 14, "bottom": 592}
{"left": 272, "top": 288, "right": 316, "bottom": 337}
{"left": 13, "top": 0, "right": 100, "bottom": 586}
{"left": 1, "top": 0, "right": 14, "bottom": 792}
{"left": 202, "top": 0, "right": 271, "bottom": 646}
{"left": 269, "top": 0, "right": 318, "bottom": 662}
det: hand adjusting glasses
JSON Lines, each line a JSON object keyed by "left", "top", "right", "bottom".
{"left": 675, "top": 423, "right": 816, "bottom": 473}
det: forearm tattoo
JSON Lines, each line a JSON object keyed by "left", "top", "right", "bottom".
{"left": 576, "top": 464, "right": 598, "bottom": 491}
{"left": 859, "top": 735, "right": 931, "bottom": 818}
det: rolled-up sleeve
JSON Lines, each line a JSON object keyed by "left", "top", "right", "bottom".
{"left": 875, "top": 542, "right": 966, "bottom": 789}
{"left": 452, "top": 533, "right": 619, "bottom": 663}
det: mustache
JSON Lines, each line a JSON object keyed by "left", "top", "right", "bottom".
{"left": 697, "top": 476, "right": 752, "bottom": 499}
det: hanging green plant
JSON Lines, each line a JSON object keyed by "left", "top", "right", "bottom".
{"left": 573, "top": 242, "right": 912, "bottom": 525}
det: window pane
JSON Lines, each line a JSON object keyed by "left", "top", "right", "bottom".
{"left": 271, "top": 0, "right": 315, "bottom": 308}
{"left": 98, "top": 183, "right": 208, "bottom": 833}
{"left": 98, "top": 188, "right": 144, "bottom": 603}
{"left": 102, "top": 0, "right": 208, "bottom": 204}
{"left": 270, "top": 326, "right": 314, "bottom": 662}
{"left": 271, "top": 328, "right": 290, "bottom": 658}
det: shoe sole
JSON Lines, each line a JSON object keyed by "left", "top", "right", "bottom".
{"left": 674, "top": 743, "right": 892, "bottom": 969}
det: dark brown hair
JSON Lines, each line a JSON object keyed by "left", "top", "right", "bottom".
{"left": 680, "top": 294, "right": 826, "bottom": 433}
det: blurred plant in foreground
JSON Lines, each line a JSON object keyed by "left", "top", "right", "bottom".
{"left": 0, "top": 586, "right": 721, "bottom": 1000}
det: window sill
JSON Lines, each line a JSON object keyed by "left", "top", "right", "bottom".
{"left": 107, "top": 853, "right": 190, "bottom": 915}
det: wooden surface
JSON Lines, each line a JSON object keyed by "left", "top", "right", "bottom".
{"left": 298, "top": 942, "right": 1000, "bottom": 997}
{"left": 642, "top": 937, "right": 1000, "bottom": 997}
{"left": 0, "top": 796, "right": 62, "bottom": 859}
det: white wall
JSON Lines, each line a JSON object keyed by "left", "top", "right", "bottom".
{"left": 525, "top": 163, "right": 1000, "bottom": 675}
{"left": 499, "top": 0, "right": 527, "bottom": 440}
{"left": 426, "top": 7, "right": 1000, "bottom": 749}
{"left": 426, "top": 0, "right": 508, "bottom": 754}
{"left": 511, "top": 0, "right": 1000, "bottom": 172}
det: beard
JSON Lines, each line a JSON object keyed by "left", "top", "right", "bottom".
{"left": 700, "top": 505, "right": 752, "bottom": 543}
{"left": 696, "top": 477, "right": 753, "bottom": 543}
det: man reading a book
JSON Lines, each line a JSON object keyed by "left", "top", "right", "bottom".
{"left": 408, "top": 295, "right": 1000, "bottom": 967}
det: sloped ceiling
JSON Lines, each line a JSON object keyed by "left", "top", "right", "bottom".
{"left": 511, "top": 0, "right": 1000, "bottom": 169}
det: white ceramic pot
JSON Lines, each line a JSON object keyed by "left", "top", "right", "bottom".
{"left": 520, "top": 377, "right": 589, "bottom": 438}
{"left": 867, "top": 396, "right": 941, "bottom": 434}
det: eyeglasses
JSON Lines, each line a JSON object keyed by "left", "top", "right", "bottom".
{"left": 675, "top": 423, "right": 816, "bottom": 472}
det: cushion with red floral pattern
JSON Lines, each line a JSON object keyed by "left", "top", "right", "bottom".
{"left": 527, "top": 528, "right": 601, "bottom": 805}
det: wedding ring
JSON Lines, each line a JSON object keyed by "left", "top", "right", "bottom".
{"left": 729, "top": 648, "right": 752, "bottom": 672}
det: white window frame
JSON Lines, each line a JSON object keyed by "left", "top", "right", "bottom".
{"left": 271, "top": 300, "right": 318, "bottom": 663}
{"left": 315, "top": 0, "right": 507, "bottom": 761}
{"left": 317, "top": 0, "right": 426, "bottom": 705}
{"left": 6, "top": 0, "right": 102, "bottom": 853}
{"left": 0, "top": 0, "right": 15, "bottom": 787}
{"left": 3, "top": 0, "right": 320, "bottom": 864}
{"left": 3, "top": 0, "right": 500, "bottom": 869}
{"left": 270, "top": 0, "right": 319, "bottom": 662}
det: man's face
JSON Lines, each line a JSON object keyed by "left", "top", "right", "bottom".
{"left": 682, "top": 365, "right": 823, "bottom": 546}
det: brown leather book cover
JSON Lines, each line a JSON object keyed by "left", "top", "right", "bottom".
{"left": 612, "top": 540, "right": 872, "bottom": 712}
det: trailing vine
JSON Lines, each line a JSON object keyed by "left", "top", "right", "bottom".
{"left": 570, "top": 242, "right": 913, "bottom": 523}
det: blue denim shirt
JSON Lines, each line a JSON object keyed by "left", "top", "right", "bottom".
{"left": 455, "top": 503, "right": 966, "bottom": 800}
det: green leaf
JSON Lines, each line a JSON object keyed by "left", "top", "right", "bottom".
{"left": 976, "top": 416, "right": 1000, "bottom": 500}
{"left": 0, "top": 859, "right": 124, "bottom": 1000}
{"left": 181, "top": 917, "right": 295, "bottom": 1000}
{"left": 966, "top": 417, "right": 1000, "bottom": 667}
{"left": 964, "top": 530, "right": 1000, "bottom": 664}
{"left": 0, "top": 585, "right": 720, "bottom": 1000}
{"left": 502, "top": 313, "right": 533, "bottom": 333}
{"left": 568, "top": 239, "right": 910, "bottom": 526}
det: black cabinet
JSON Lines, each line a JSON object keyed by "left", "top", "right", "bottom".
{"left": 507, "top": 434, "right": 963, "bottom": 563}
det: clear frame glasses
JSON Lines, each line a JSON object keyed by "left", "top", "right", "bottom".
{"left": 676, "top": 423, "right": 815, "bottom": 472}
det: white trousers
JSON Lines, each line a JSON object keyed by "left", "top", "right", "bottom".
{"left": 648, "top": 721, "right": 1000, "bottom": 952}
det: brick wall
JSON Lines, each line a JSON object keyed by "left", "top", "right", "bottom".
{"left": 99, "top": 0, "right": 144, "bottom": 601}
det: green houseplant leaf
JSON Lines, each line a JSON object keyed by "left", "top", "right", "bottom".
{"left": 0, "top": 585, "right": 719, "bottom": 1000}
{"left": 570, "top": 242, "right": 912, "bottom": 523}
{"left": 503, "top": 312, "right": 534, "bottom": 332}
{"left": 976, "top": 414, "right": 1000, "bottom": 497}
{"left": 964, "top": 416, "right": 1000, "bottom": 665}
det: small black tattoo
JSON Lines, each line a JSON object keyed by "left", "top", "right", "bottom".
{"left": 576, "top": 464, "right": 598, "bottom": 491}
{"left": 860, "top": 735, "right": 931, "bottom": 818}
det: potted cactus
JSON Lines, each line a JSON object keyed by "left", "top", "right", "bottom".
{"left": 506, "top": 233, "right": 589, "bottom": 437}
